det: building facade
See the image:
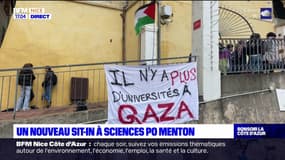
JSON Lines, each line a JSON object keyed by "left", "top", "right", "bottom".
{"left": 0, "top": 0, "right": 277, "bottom": 109}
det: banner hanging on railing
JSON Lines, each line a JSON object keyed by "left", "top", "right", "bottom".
{"left": 104, "top": 62, "right": 199, "bottom": 124}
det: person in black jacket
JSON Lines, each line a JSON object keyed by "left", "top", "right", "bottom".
{"left": 42, "top": 66, "right": 56, "bottom": 108}
{"left": 232, "top": 40, "right": 247, "bottom": 71}
{"left": 246, "top": 33, "right": 265, "bottom": 73}
{"left": 15, "top": 63, "right": 35, "bottom": 111}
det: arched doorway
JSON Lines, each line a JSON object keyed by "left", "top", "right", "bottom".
{"left": 219, "top": 6, "right": 254, "bottom": 38}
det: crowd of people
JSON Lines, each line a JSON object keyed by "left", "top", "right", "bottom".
{"left": 15, "top": 64, "right": 57, "bottom": 112}
{"left": 219, "top": 32, "right": 285, "bottom": 75}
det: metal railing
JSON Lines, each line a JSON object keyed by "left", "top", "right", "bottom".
{"left": 219, "top": 38, "right": 285, "bottom": 74}
{"left": 0, "top": 56, "right": 192, "bottom": 119}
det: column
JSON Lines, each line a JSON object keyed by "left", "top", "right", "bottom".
{"left": 191, "top": 1, "right": 221, "bottom": 101}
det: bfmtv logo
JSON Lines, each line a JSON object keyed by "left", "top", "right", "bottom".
{"left": 260, "top": 8, "right": 272, "bottom": 20}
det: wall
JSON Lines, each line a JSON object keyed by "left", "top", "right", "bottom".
{"left": 0, "top": 1, "right": 277, "bottom": 68}
{"left": 125, "top": 1, "right": 192, "bottom": 61}
{"left": 0, "top": 64, "right": 109, "bottom": 111}
{"left": 199, "top": 73, "right": 285, "bottom": 124}
{"left": 0, "top": 1, "right": 122, "bottom": 68}
{"left": 0, "top": 1, "right": 123, "bottom": 110}
{"left": 125, "top": 1, "right": 142, "bottom": 61}
{"left": 160, "top": 1, "right": 192, "bottom": 59}
{"left": 75, "top": 1, "right": 126, "bottom": 10}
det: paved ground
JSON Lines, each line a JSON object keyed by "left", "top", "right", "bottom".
{"left": 0, "top": 103, "right": 105, "bottom": 122}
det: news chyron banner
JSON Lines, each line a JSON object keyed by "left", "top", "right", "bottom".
{"left": 13, "top": 124, "right": 233, "bottom": 139}
{"left": 8, "top": 124, "right": 285, "bottom": 160}
{"left": 13, "top": 124, "right": 285, "bottom": 139}
{"left": 104, "top": 63, "right": 198, "bottom": 124}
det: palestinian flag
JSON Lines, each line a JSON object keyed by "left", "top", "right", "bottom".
{"left": 135, "top": 2, "right": 156, "bottom": 35}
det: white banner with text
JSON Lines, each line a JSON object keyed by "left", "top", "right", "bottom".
{"left": 104, "top": 63, "right": 199, "bottom": 124}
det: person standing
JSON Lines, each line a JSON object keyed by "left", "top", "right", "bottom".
{"left": 246, "top": 33, "right": 264, "bottom": 73}
{"left": 264, "top": 32, "right": 278, "bottom": 70}
{"left": 42, "top": 66, "right": 56, "bottom": 108}
{"left": 15, "top": 63, "right": 35, "bottom": 111}
{"left": 219, "top": 43, "right": 232, "bottom": 75}
{"left": 232, "top": 40, "right": 247, "bottom": 72}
